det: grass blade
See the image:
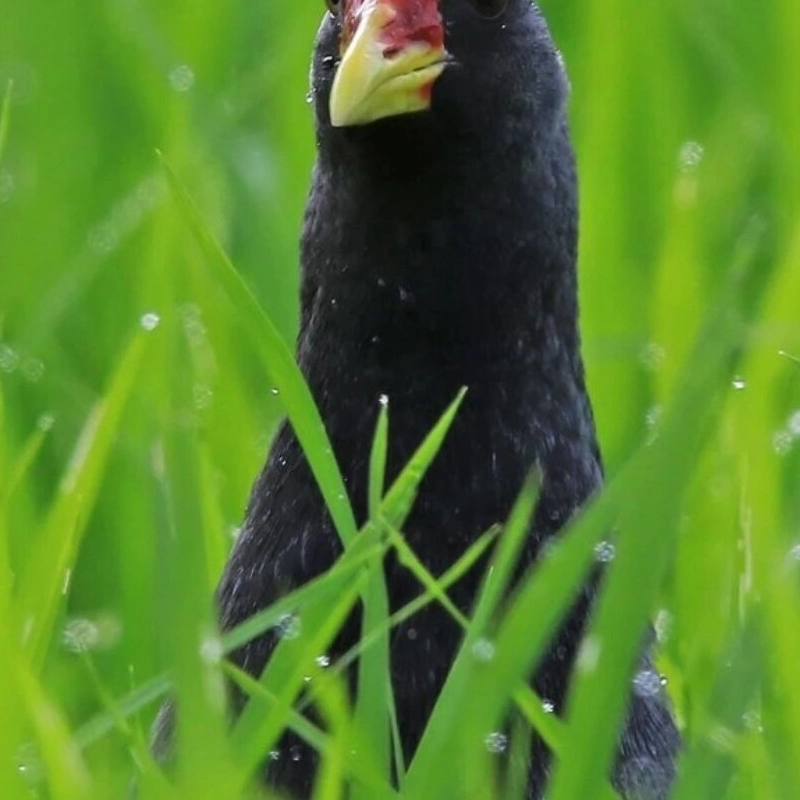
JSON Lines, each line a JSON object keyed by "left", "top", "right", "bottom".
{"left": 378, "top": 388, "right": 467, "bottom": 530}
{"left": 75, "top": 674, "right": 172, "bottom": 750}
{"left": 6, "top": 424, "right": 50, "bottom": 502}
{"left": 353, "top": 387, "right": 467, "bottom": 794}
{"left": 547, "top": 233, "right": 749, "bottom": 800}
{"left": 403, "top": 474, "right": 540, "bottom": 799}
{"left": 224, "top": 662, "right": 397, "bottom": 800}
{"left": 16, "top": 662, "right": 91, "bottom": 800}
{"left": 368, "top": 400, "right": 389, "bottom": 521}
{"left": 158, "top": 152, "right": 358, "bottom": 546}
{"left": 14, "top": 332, "right": 149, "bottom": 671}
{"left": 0, "top": 80, "right": 12, "bottom": 165}
{"left": 231, "top": 573, "right": 366, "bottom": 786}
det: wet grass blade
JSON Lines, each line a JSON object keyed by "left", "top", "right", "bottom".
{"left": 547, "top": 236, "right": 749, "bottom": 800}
{"left": 334, "top": 526, "right": 499, "bottom": 677}
{"left": 14, "top": 332, "right": 149, "bottom": 672}
{"left": 403, "top": 474, "right": 540, "bottom": 799}
{"left": 353, "top": 399, "right": 392, "bottom": 795}
{"left": 158, "top": 152, "right": 358, "bottom": 546}
{"left": 225, "top": 662, "right": 398, "bottom": 800}
{"left": 230, "top": 572, "right": 367, "bottom": 785}
{"left": 368, "top": 401, "right": 389, "bottom": 521}
{"left": 221, "top": 541, "right": 385, "bottom": 656}
{"left": 16, "top": 662, "right": 91, "bottom": 800}
{"left": 387, "top": 522, "right": 565, "bottom": 752}
{"left": 75, "top": 674, "right": 172, "bottom": 750}
{"left": 672, "top": 619, "right": 763, "bottom": 800}
{"left": 378, "top": 388, "right": 466, "bottom": 530}
{"left": 353, "top": 388, "right": 467, "bottom": 794}
{"left": 79, "top": 656, "right": 177, "bottom": 798}
{"left": 72, "top": 539, "right": 381, "bottom": 752}
{"left": 6, "top": 424, "right": 50, "bottom": 502}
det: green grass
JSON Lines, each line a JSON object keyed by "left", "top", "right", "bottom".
{"left": 1, "top": 1, "right": 799, "bottom": 798}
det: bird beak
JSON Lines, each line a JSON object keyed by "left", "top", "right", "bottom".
{"left": 330, "top": 0, "right": 447, "bottom": 127}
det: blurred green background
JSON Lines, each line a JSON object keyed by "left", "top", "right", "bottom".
{"left": 1, "top": 0, "right": 799, "bottom": 797}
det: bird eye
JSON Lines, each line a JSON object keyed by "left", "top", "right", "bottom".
{"left": 324, "top": 0, "right": 340, "bottom": 13}
{"left": 465, "top": 0, "right": 508, "bottom": 17}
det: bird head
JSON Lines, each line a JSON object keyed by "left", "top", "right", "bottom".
{"left": 311, "top": 0, "right": 569, "bottom": 158}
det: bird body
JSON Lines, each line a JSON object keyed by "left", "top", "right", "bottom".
{"left": 155, "top": 1, "right": 680, "bottom": 796}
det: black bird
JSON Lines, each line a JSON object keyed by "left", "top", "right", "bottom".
{"left": 155, "top": 0, "right": 680, "bottom": 797}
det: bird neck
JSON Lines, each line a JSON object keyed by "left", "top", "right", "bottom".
{"left": 298, "top": 123, "right": 583, "bottom": 401}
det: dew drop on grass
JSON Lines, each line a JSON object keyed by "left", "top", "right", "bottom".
{"left": 0, "top": 168, "right": 15, "bottom": 203}
{"left": 21, "top": 356, "right": 45, "bottom": 382}
{"left": 0, "top": 343, "right": 19, "bottom": 373}
{"left": 471, "top": 637, "right": 496, "bottom": 662}
{"left": 193, "top": 383, "right": 214, "bottom": 410}
{"left": 315, "top": 654, "right": 331, "bottom": 668}
{"left": 379, "top": 393, "right": 389, "bottom": 407}
{"left": 542, "top": 699, "right": 555, "bottom": 714}
{"left": 277, "top": 613, "right": 301, "bottom": 640}
{"left": 773, "top": 430, "right": 793, "bottom": 456}
{"left": 732, "top": 376, "right": 746, "bottom": 391}
{"left": 594, "top": 540, "right": 616, "bottom": 563}
{"left": 678, "top": 141, "right": 705, "bottom": 172}
{"left": 742, "top": 710, "right": 764, "bottom": 734}
{"left": 577, "top": 636, "right": 601, "bottom": 673}
{"left": 140, "top": 312, "right": 161, "bottom": 331}
{"left": 17, "top": 743, "right": 43, "bottom": 786}
{"left": 640, "top": 342, "right": 666, "bottom": 371}
{"left": 655, "top": 609, "right": 673, "bottom": 642}
{"left": 632, "top": 669, "right": 663, "bottom": 698}
{"left": 484, "top": 732, "right": 508, "bottom": 754}
{"left": 182, "top": 305, "right": 207, "bottom": 348}
{"left": 269, "top": 749, "right": 281, "bottom": 762}
{"left": 200, "top": 634, "right": 223, "bottom": 665}
{"left": 645, "top": 405, "right": 662, "bottom": 444}
{"left": 88, "top": 221, "right": 120, "bottom": 255}
{"left": 708, "top": 724, "right": 736, "bottom": 754}
{"left": 37, "top": 413, "right": 55, "bottom": 432}
{"left": 270, "top": 387, "right": 280, "bottom": 396}
{"left": 169, "top": 64, "right": 195, "bottom": 92}
{"left": 63, "top": 613, "right": 122, "bottom": 653}
{"left": 62, "top": 618, "right": 100, "bottom": 654}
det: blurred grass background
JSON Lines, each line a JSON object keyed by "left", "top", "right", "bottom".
{"left": 1, "top": 0, "right": 799, "bottom": 798}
